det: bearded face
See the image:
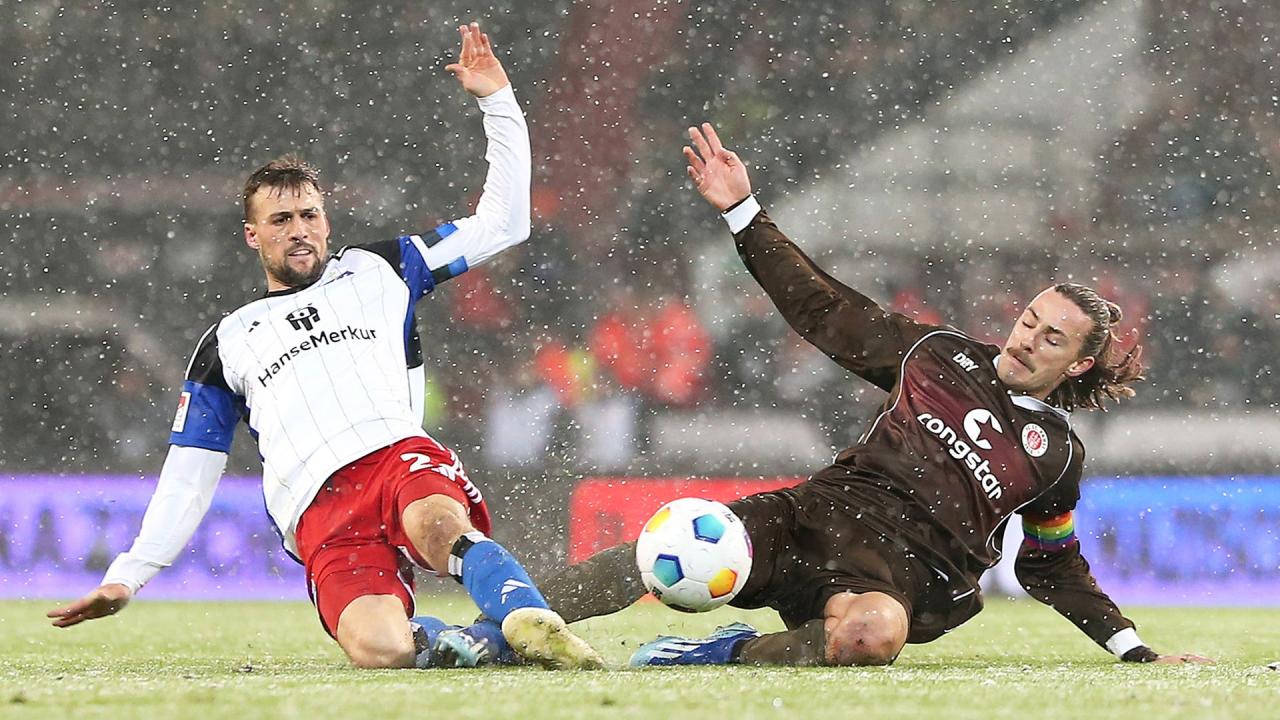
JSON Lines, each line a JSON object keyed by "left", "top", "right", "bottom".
{"left": 243, "top": 183, "right": 331, "bottom": 291}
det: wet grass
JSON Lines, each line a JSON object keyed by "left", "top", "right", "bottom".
{"left": 0, "top": 597, "right": 1275, "bottom": 719}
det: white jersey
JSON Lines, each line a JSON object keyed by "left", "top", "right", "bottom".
{"left": 103, "top": 86, "right": 529, "bottom": 590}
{"left": 175, "top": 243, "right": 442, "bottom": 552}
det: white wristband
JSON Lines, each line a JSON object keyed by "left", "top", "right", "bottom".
{"left": 475, "top": 84, "right": 518, "bottom": 112}
{"left": 102, "top": 553, "right": 165, "bottom": 595}
{"left": 1105, "top": 628, "right": 1146, "bottom": 658}
{"left": 721, "top": 195, "right": 762, "bottom": 234}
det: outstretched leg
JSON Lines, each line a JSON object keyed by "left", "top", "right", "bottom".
{"left": 631, "top": 591, "right": 908, "bottom": 668}
{"left": 737, "top": 591, "right": 908, "bottom": 666}
{"left": 538, "top": 541, "right": 647, "bottom": 623}
{"left": 401, "top": 494, "right": 604, "bottom": 669}
{"left": 733, "top": 619, "right": 827, "bottom": 666}
{"left": 424, "top": 540, "right": 645, "bottom": 668}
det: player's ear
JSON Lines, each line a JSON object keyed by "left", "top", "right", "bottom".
{"left": 244, "top": 223, "right": 260, "bottom": 251}
{"left": 1065, "top": 355, "right": 1095, "bottom": 378}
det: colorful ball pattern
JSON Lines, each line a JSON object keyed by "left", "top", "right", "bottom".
{"left": 635, "top": 498, "right": 753, "bottom": 612}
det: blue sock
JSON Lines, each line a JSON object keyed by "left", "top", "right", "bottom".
{"left": 448, "top": 532, "right": 549, "bottom": 624}
{"left": 411, "top": 616, "right": 457, "bottom": 646}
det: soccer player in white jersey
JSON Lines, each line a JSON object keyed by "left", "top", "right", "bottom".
{"left": 47, "top": 23, "right": 603, "bottom": 671}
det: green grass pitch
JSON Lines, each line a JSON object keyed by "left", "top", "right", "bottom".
{"left": 1, "top": 596, "right": 1275, "bottom": 719}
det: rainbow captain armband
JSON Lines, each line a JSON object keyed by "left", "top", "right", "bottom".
{"left": 1022, "top": 511, "right": 1078, "bottom": 552}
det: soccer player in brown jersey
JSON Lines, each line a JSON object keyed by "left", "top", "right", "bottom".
{"left": 541, "top": 123, "right": 1213, "bottom": 668}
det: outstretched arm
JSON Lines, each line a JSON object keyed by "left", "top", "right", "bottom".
{"left": 415, "top": 22, "right": 530, "bottom": 284}
{"left": 49, "top": 324, "right": 240, "bottom": 628}
{"left": 47, "top": 445, "right": 227, "bottom": 627}
{"left": 1015, "top": 475, "right": 1212, "bottom": 664}
{"left": 354, "top": 24, "right": 530, "bottom": 295}
{"left": 683, "top": 123, "right": 935, "bottom": 391}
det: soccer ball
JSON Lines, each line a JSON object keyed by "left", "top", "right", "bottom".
{"left": 634, "top": 498, "right": 752, "bottom": 612}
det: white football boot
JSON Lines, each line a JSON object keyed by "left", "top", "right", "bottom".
{"left": 500, "top": 607, "right": 606, "bottom": 670}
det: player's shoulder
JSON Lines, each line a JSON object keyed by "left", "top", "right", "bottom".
{"left": 335, "top": 240, "right": 397, "bottom": 265}
{"left": 334, "top": 237, "right": 431, "bottom": 271}
{"left": 909, "top": 327, "right": 1000, "bottom": 366}
{"left": 184, "top": 317, "right": 224, "bottom": 358}
{"left": 1054, "top": 431, "right": 1087, "bottom": 485}
{"left": 1066, "top": 427, "right": 1086, "bottom": 464}
{"left": 335, "top": 225, "right": 458, "bottom": 267}
{"left": 199, "top": 289, "right": 296, "bottom": 347}
{"left": 179, "top": 315, "right": 234, "bottom": 384}
{"left": 917, "top": 326, "right": 996, "bottom": 350}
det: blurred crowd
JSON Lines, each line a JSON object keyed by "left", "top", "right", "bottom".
{"left": 420, "top": 242, "right": 1279, "bottom": 473}
{"left": 1097, "top": 1, "right": 1280, "bottom": 229}
{"left": 2, "top": 0, "right": 1276, "bottom": 474}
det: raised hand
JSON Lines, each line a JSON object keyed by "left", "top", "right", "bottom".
{"left": 683, "top": 123, "right": 752, "bottom": 211}
{"left": 445, "top": 21, "right": 510, "bottom": 98}
{"left": 47, "top": 583, "right": 132, "bottom": 628}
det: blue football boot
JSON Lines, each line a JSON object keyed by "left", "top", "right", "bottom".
{"left": 430, "top": 626, "right": 499, "bottom": 668}
{"left": 629, "top": 622, "right": 761, "bottom": 667}
{"left": 430, "top": 618, "right": 521, "bottom": 668}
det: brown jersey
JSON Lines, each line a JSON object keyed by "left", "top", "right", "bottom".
{"left": 734, "top": 207, "right": 1136, "bottom": 649}
{"left": 826, "top": 328, "right": 1082, "bottom": 569}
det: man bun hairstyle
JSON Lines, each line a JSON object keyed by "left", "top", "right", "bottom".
{"left": 1048, "top": 282, "right": 1145, "bottom": 412}
{"left": 242, "top": 154, "right": 323, "bottom": 221}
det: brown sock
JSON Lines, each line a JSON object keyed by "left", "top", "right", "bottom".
{"left": 538, "top": 541, "right": 647, "bottom": 623}
{"left": 734, "top": 619, "right": 828, "bottom": 666}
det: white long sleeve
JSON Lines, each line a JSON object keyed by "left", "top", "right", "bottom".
{"left": 420, "top": 85, "right": 532, "bottom": 272}
{"left": 101, "top": 445, "right": 228, "bottom": 593}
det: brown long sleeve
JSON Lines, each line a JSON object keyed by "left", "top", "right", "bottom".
{"left": 1015, "top": 540, "right": 1136, "bottom": 651}
{"left": 733, "top": 209, "right": 937, "bottom": 391}
{"left": 1015, "top": 462, "right": 1137, "bottom": 653}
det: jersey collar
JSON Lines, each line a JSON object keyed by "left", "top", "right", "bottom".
{"left": 263, "top": 285, "right": 307, "bottom": 298}
{"left": 992, "top": 355, "right": 1071, "bottom": 421}
{"left": 261, "top": 259, "right": 332, "bottom": 298}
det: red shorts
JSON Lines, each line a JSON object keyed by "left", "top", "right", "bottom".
{"left": 294, "top": 435, "right": 492, "bottom": 637}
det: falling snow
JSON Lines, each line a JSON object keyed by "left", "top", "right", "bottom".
{"left": 1, "top": 1, "right": 1277, "bottom": 591}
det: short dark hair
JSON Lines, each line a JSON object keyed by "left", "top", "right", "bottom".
{"left": 1047, "top": 282, "right": 1145, "bottom": 412}
{"left": 242, "top": 154, "right": 323, "bottom": 221}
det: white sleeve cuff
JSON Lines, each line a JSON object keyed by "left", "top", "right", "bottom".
{"left": 102, "top": 553, "right": 166, "bottom": 595}
{"left": 722, "top": 195, "right": 762, "bottom": 234}
{"left": 1105, "top": 628, "right": 1146, "bottom": 658}
{"left": 98, "top": 445, "right": 227, "bottom": 595}
{"left": 476, "top": 84, "right": 518, "bottom": 113}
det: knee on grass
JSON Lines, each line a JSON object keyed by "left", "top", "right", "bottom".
{"left": 823, "top": 595, "right": 908, "bottom": 667}
{"left": 342, "top": 631, "right": 415, "bottom": 669}
{"left": 336, "top": 596, "right": 417, "bottom": 669}
{"left": 825, "top": 616, "right": 903, "bottom": 666}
